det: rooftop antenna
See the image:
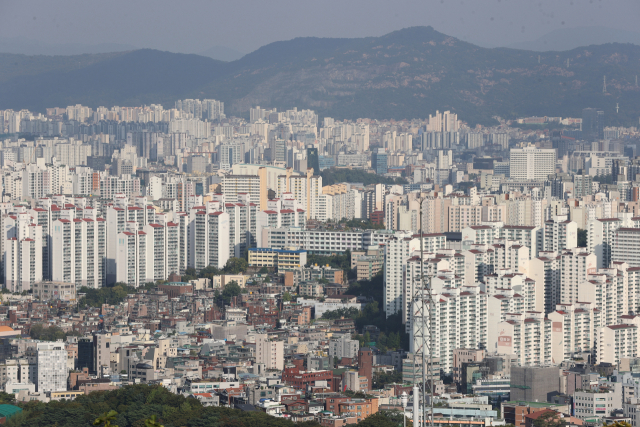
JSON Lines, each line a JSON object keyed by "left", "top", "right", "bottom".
{"left": 603, "top": 76, "right": 607, "bottom": 93}
{"left": 616, "top": 103, "right": 619, "bottom": 114}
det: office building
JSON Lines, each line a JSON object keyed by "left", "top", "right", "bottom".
{"left": 582, "top": 108, "right": 604, "bottom": 141}
{"left": 510, "top": 366, "right": 559, "bottom": 402}
{"left": 509, "top": 146, "right": 556, "bottom": 180}
{"left": 77, "top": 337, "right": 94, "bottom": 373}
{"left": 37, "top": 342, "right": 68, "bottom": 393}
{"left": 371, "top": 148, "right": 388, "bottom": 175}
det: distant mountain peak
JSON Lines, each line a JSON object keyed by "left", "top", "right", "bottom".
{"left": 1, "top": 26, "right": 640, "bottom": 127}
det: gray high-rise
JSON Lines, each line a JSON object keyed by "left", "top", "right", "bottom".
{"left": 582, "top": 108, "right": 604, "bottom": 141}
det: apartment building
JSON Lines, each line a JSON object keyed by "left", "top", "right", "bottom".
{"left": 547, "top": 302, "right": 601, "bottom": 362}
{"left": 544, "top": 217, "right": 577, "bottom": 253}
{"left": 588, "top": 218, "right": 622, "bottom": 268}
{"left": 51, "top": 217, "right": 106, "bottom": 289}
{"left": 187, "top": 208, "right": 230, "bottom": 271}
{"left": 262, "top": 227, "right": 398, "bottom": 254}
{"left": 329, "top": 335, "right": 360, "bottom": 360}
{"left": 384, "top": 233, "right": 448, "bottom": 317}
{"left": 410, "top": 285, "right": 487, "bottom": 373}
{"left": 612, "top": 228, "right": 640, "bottom": 268}
{"left": 256, "top": 334, "right": 284, "bottom": 371}
{"left": 492, "top": 313, "right": 554, "bottom": 366}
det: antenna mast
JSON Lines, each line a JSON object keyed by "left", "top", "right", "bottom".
{"left": 603, "top": 76, "right": 607, "bottom": 93}
{"left": 413, "top": 197, "right": 435, "bottom": 427}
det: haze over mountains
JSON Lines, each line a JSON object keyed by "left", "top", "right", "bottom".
{"left": 1, "top": 26, "right": 640, "bottom": 126}
{"left": 0, "top": 37, "right": 245, "bottom": 61}
{"left": 507, "top": 26, "right": 640, "bottom": 52}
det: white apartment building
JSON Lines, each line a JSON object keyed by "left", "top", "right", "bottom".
{"left": 588, "top": 218, "right": 622, "bottom": 269}
{"left": 262, "top": 227, "right": 399, "bottom": 255}
{"left": 255, "top": 334, "right": 284, "bottom": 371}
{"left": 598, "top": 320, "right": 640, "bottom": 365}
{"left": 558, "top": 248, "right": 597, "bottom": 305}
{"left": 329, "top": 335, "right": 360, "bottom": 360}
{"left": 36, "top": 342, "right": 67, "bottom": 393}
{"left": 484, "top": 270, "right": 539, "bottom": 312}
{"left": 403, "top": 253, "right": 454, "bottom": 332}
{"left": 142, "top": 222, "right": 181, "bottom": 281}
{"left": 462, "top": 224, "right": 543, "bottom": 257}
{"left": 51, "top": 217, "right": 106, "bottom": 288}
{"left": 548, "top": 302, "right": 601, "bottom": 362}
{"left": 492, "top": 312, "right": 556, "bottom": 366}
{"left": 579, "top": 263, "right": 639, "bottom": 327}
{"left": 384, "top": 234, "right": 447, "bottom": 317}
{"left": 4, "top": 213, "right": 42, "bottom": 293}
{"left": 612, "top": 228, "right": 640, "bottom": 268}
{"left": 447, "top": 205, "right": 482, "bottom": 232}
{"left": 544, "top": 217, "right": 577, "bottom": 252}
{"left": 116, "top": 229, "right": 150, "bottom": 287}
{"left": 410, "top": 285, "right": 486, "bottom": 373}
{"left": 225, "top": 198, "right": 259, "bottom": 259}
{"left": 187, "top": 208, "right": 230, "bottom": 271}
{"left": 222, "top": 174, "right": 265, "bottom": 210}
{"left": 509, "top": 146, "right": 556, "bottom": 180}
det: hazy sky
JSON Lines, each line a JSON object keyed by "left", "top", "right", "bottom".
{"left": 0, "top": 0, "right": 638, "bottom": 53}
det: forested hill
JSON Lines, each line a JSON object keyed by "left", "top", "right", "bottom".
{"left": 2, "top": 26, "right": 640, "bottom": 125}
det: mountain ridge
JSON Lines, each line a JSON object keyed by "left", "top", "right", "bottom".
{"left": 1, "top": 26, "right": 639, "bottom": 126}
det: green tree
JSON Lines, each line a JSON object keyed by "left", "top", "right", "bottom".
{"left": 94, "top": 410, "right": 118, "bottom": 427}
{"left": 577, "top": 228, "right": 587, "bottom": 247}
{"left": 373, "top": 370, "right": 403, "bottom": 388}
{"left": 223, "top": 257, "right": 248, "bottom": 275}
{"left": 219, "top": 281, "right": 242, "bottom": 307}
{"left": 29, "top": 323, "right": 80, "bottom": 341}
{"left": 320, "top": 168, "right": 407, "bottom": 186}
{"left": 377, "top": 332, "right": 388, "bottom": 351}
{"left": 532, "top": 411, "right": 566, "bottom": 427}
{"left": 145, "top": 415, "right": 164, "bottom": 427}
{"left": 282, "top": 292, "right": 292, "bottom": 302}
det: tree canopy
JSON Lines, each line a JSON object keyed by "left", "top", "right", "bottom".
{"left": 182, "top": 258, "right": 249, "bottom": 282}
{"left": 217, "top": 281, "right": 242, "bottom": 308}
{"left": 9, "top": 384, "right": 321, "bottom": 427}
{"left": 320, "top": 168, "right": 407, "bottom": 186}
{"left": 29, "top": 324, "right": 80, "bottom": 341}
